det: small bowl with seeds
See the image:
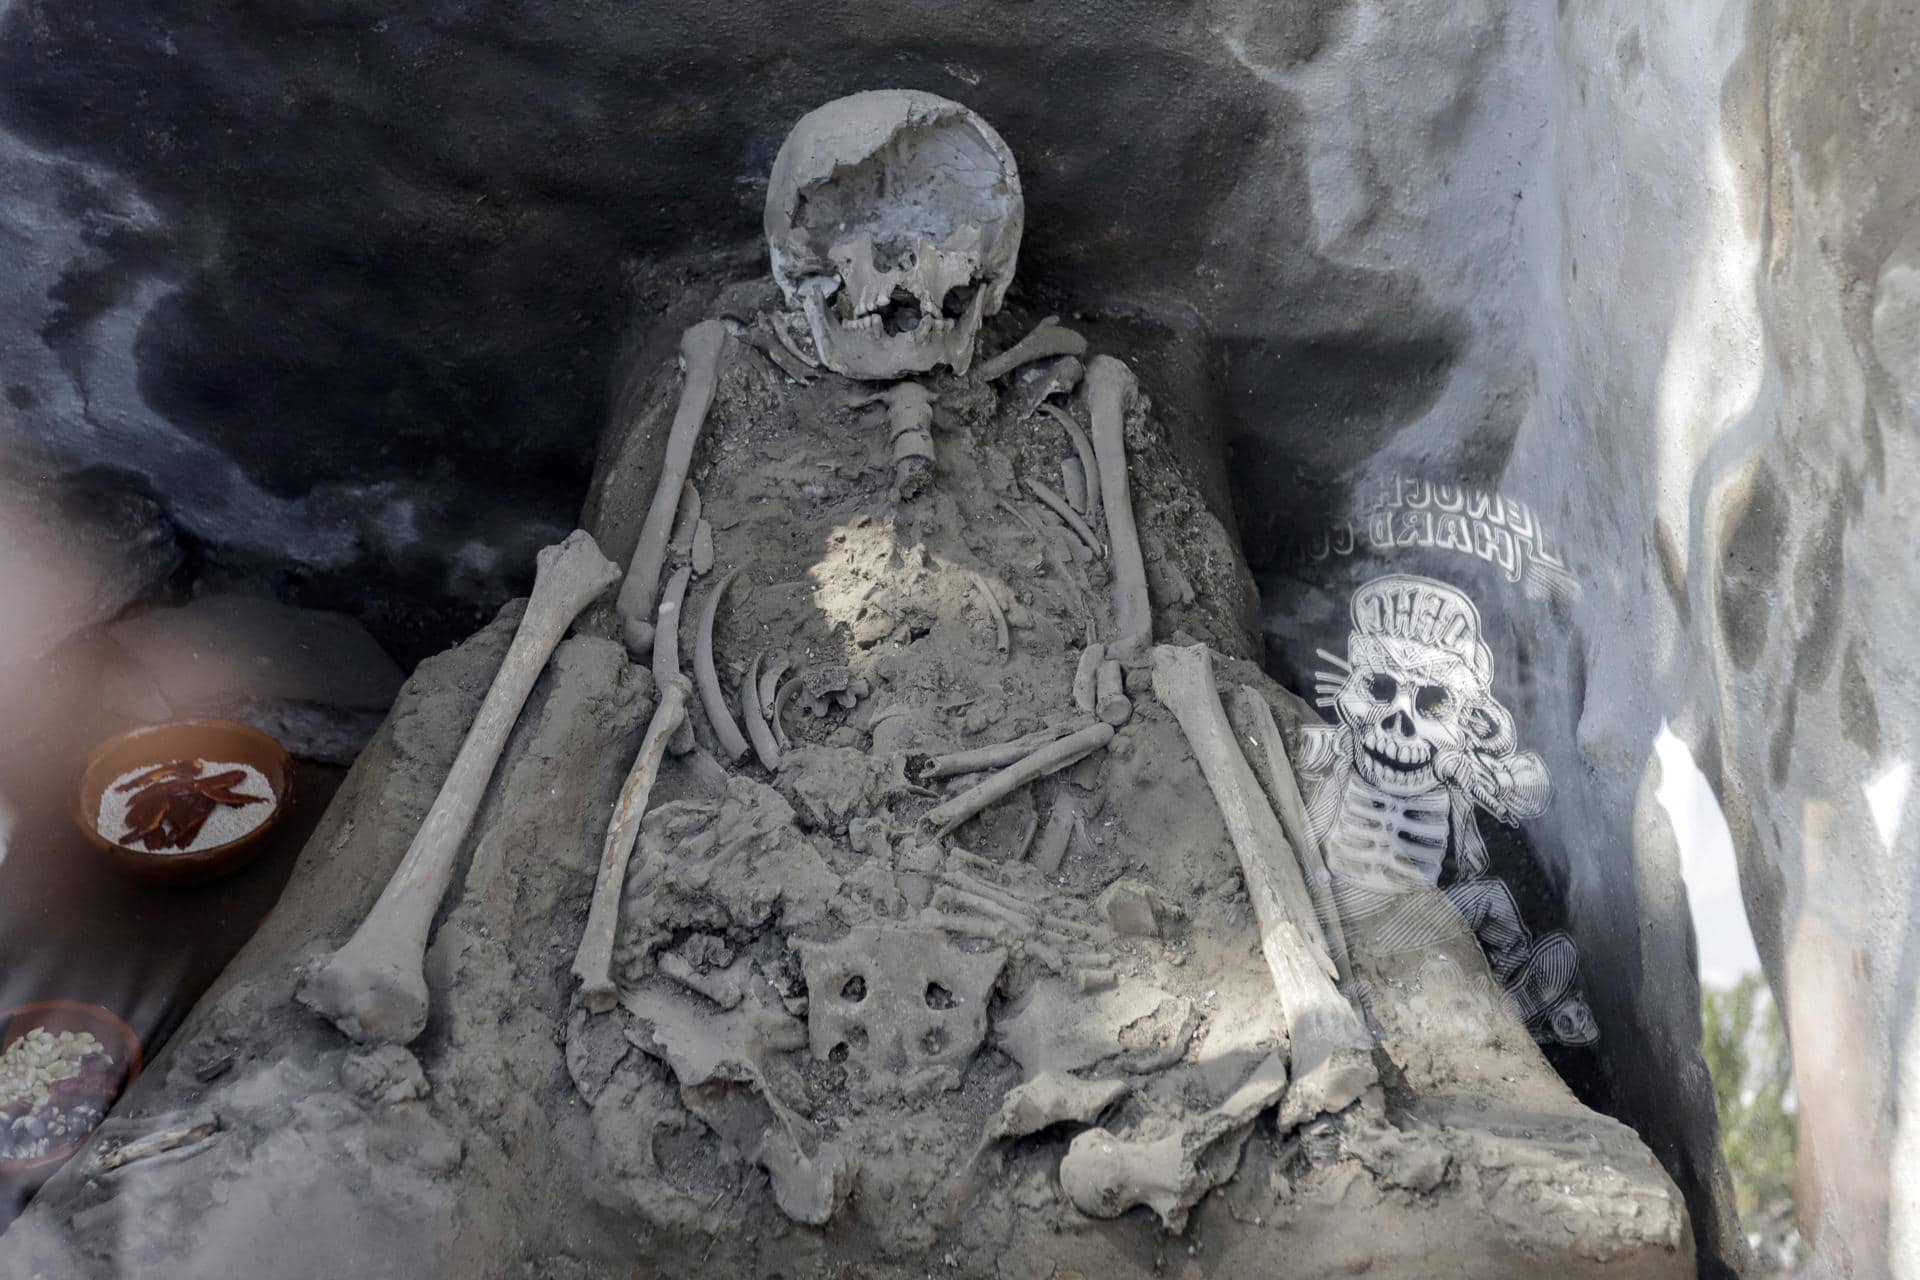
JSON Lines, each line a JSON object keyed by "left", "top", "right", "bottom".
{"left": 0, "top": 1001, "right": 142, "bottom": 1182}
{"left": 75, "top": 719, "right": 293, "bottom": 885}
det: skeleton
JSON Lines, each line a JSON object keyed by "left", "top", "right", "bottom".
{"left": 1299, "top": 574, "right": 1595, "bottom": 1045}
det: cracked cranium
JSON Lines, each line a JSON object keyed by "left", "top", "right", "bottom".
{"left": 765, "top": 89, "right": 1023, "bottom": 379}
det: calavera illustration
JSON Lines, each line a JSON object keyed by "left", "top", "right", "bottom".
{"left": 1301, "top": 573, "right": 1595, "bottom": 1048}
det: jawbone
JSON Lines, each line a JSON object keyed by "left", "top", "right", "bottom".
{"left": 800, "top": 282, "right": 987, "bottom": 380}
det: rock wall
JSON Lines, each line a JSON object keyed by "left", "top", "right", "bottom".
{"left": 1, "top": 0, "right": 1913, "bottom": 1274}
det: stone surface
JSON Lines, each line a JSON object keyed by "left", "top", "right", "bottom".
{"left": 107, "top": 594, "right": 404, "bottom": 761}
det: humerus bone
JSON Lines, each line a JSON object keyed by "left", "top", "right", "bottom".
{"left": 1041, "top": 401, "right": 1100, "bottom": 523}
{"left": 1087, "top": 356, "right": 1151, "bottom": 657}
{"left": 978, "top": 315, "right": 1088, "bottom": 381}
{"left": 572, "top": 674, "right": 694, "bottom": 1013}
{"left": 1149, "top": 644, "right": 1374, "bottom": 1114}
{"left": 615, "top": 320, "right": 728, "bottom": 655}
{"left": 298, "top": 529, "right": 620, "bottom": 1044}
{"left": 740, "top": 651, "right": 782, "bottom": 771}
{"left": 694, "top": 567, "right": 750, "bottom": 763}
{"left": 920, "top": 718, "right": 1093, "bottom": 781}
{"left": 1226, "top": 685, "right": 1351, "bottom": 985}
{"left": 923, "top": 721, "right": 1114, "bottom": 837}
{"left": 1023, "top": 476, "right": 1102, "bottom": 557}
{"left": 1073, "top": 641, "right": 1105, "bottom": 715}
{"left": 970, "top": 571, "right": 1010, "bottom": 659}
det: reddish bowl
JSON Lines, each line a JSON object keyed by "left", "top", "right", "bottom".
{"left": 75, "top": 718, "right": 293, "bottom": 886}
{"left": 0, "top": 1000, "right": 143, "bottom": 1181}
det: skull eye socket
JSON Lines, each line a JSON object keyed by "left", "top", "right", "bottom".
{"left": 1414, "top": 685, "right": 1452, "bottom": 717}
{"left": 1366, "top": 673, "right": 1398, "bottom": 702}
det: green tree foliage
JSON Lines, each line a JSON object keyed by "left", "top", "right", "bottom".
{"left": 1701, "top": 973, "right": 1804, "bottom": 1273}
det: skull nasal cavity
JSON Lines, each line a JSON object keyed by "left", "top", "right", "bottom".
{"left": 1385, "top": 710, "right": 1417, "bottom": 737}
{"left": 841, "top": 975, "right": 867, "bottom": 1002}
{"left": 924, "top": 982, "right": 955, "bottom": 1010}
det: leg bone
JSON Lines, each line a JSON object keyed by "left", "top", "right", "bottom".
{"left": 297, "top": 529, "right": 620, "bottom": 1044}
{"left": 572, "top": 675, "right": 693, "bottom": 1013}
{"left": 1149, "top": 644, "right": 1374, "bottom": 1114}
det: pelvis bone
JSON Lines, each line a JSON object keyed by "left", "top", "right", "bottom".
{"left": 794, "top": 923, "right": 1005, "bottom": 1097}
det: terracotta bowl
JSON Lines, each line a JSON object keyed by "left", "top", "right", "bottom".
{"left": 0, "top": 1000, "right": 143, "bottom": 1182}
{"left": 74, "top": 718, "right": 293, "bottom": 886}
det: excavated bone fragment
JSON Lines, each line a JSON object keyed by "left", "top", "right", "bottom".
{"left": 666, "top": 481, "right": 701, "bottom": 557}
{"left": 758, "top": 1131, "right": 854, "bottom": 1225}
{"left": 986, "top": 1072, "right": 1130, "bottom": 1142}
{"left": 1060, "top": 458, "right": 1088, "bottom": 515}
{"left": 1073, "top": 641, "right": 1105, "bottom": 715}
{"left": 1226, "top": 685, "right": 1351, "bottom": 984}
{"left": 1012, "top": 355, "right": 1085, "bottom": 420}
{"left": 738, "top": 652, "right": 782, "bottom": 771}
{"left": 1023, "top": 476, "right": 1102, "bottom": 557}
{"left": 757, "top": 652, "right": 789, "bottom": 720}
{"left": 298, "top": 529, "right": 619, "bottom": 1044}
{"left": 923, "top": 722, "right": 1114, "bottom": 837}
{"left": 1059, "top": 1053, "right": 1289, "bottom": 1231}
{"left": 969, "top": 571, "right": 1010, "bottom": 659}
{"left": 616, "top": 321, "right": 727, "bottom": 654}
{"left": 1031, "top": 790, "right": 1077, "bottom": 874}
{"left": 1150, "top": 644, "right": 1374, "bottom": 1117}
{"left": 694, "top": 568, "right": 751, "bottom": 762}
{"left": 690, "top": 520, "right": 715, "bottom": 576}
{"left": 1042, "top": 401, "right": 1101, "bottom": 522}
{"left": 572, "top": 673, "right": 694, "bottom": 1014}
{"left": 978, "top": 315, "right": 1088, "bottom": 382}
{"left": 654, "top": 565, "right": 696, "bottom": 756}
{"left": 1095, "top": 659, "right": 1131, "bottom": 727}
{"left": 919, "top": 718, "right": 1090, "bottom": 781}
{"left": 1087, "top": 356, "right": 1151, "bottom": 656}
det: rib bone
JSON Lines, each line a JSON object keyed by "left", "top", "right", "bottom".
{"left": 1022, "top": 477, "right": 1102, "bottom": 556}
{"left": 298, "top": 529, "right": 620, "bottom": 1044}
{"left": 1149, "top": 644, "right": 1374, "bottom": 1115}
{"left": 572, "top": 674, "right": 693, "bottom": 1013}
{"left": 615, "top": 320, "right": 727, "bottom": 654}
{"left": 694, "top": 567, "right": 750, "bottom": 762}
{"left": 1087, "top": 356, "right": 1151, "bottom": 657}
{"left": 740, "top": 651, "right": 782, "bottom": 771}
{"left": 1041, "top": 402, "right": 1101, "bottom": 524}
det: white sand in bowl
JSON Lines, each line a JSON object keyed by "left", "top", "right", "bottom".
{"left": 96, "top": 760, "right": 278, "bottom": 854}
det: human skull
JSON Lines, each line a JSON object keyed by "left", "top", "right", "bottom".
{"left": 765, "top": 90, "right": 1023, "bottom": 380}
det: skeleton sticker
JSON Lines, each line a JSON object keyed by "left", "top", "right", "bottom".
{"left": 1296, "top": 573, "right": 1598, "bottom": 1047}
